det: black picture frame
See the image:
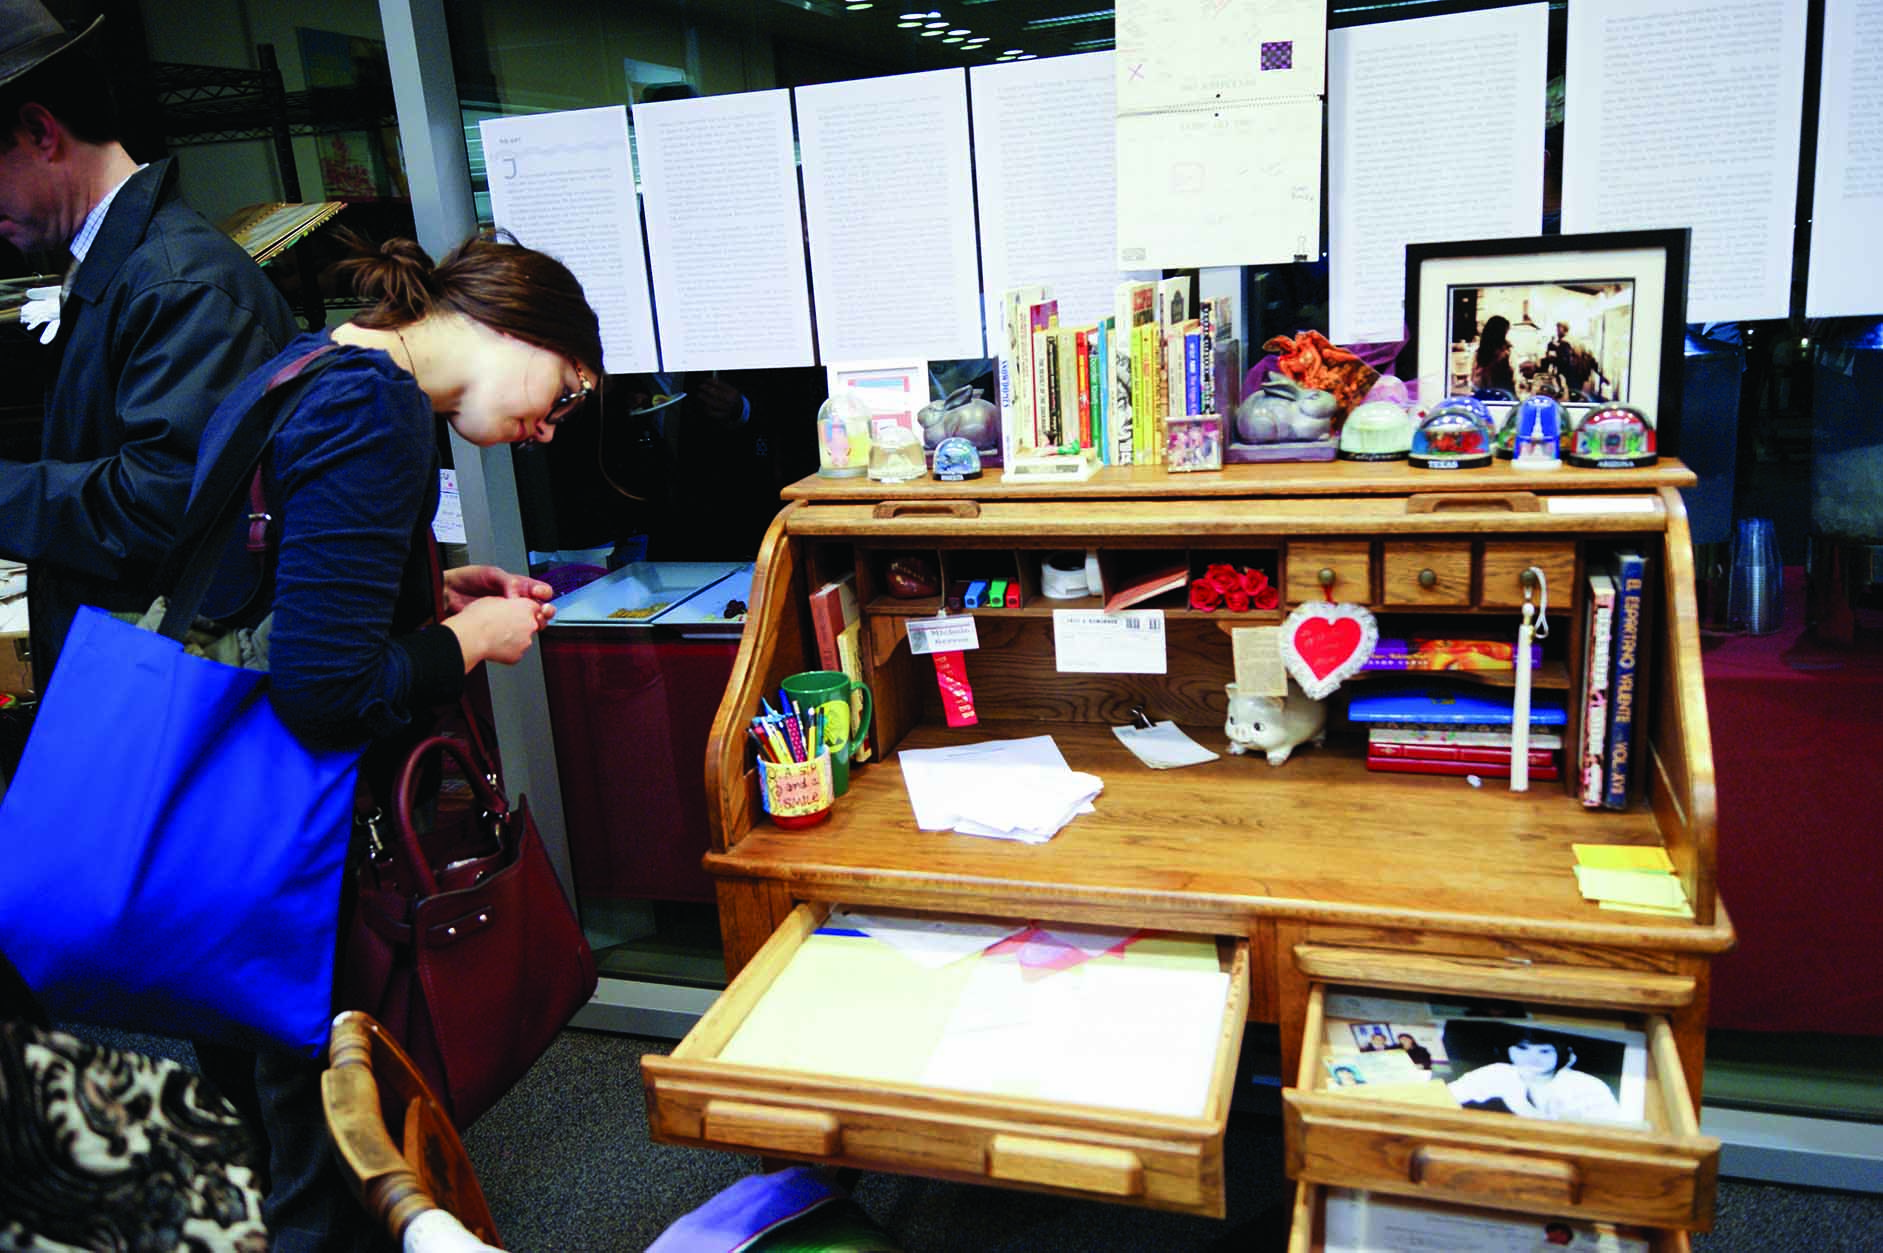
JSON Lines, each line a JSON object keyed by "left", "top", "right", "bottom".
{"left": 1399, "top": 229, "right": 1691, "bottom": 457}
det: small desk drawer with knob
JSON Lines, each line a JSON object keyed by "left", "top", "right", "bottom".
{"left": 1381, "top": 543, "right": 1472, "bottom": 607}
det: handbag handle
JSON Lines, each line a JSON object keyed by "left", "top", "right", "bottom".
{"left": 392, "top": 733, "right": 513, "bottom": 898}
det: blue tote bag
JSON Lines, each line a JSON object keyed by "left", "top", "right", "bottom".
{"left": 0, "top": 347, "right": 354, "bottom": 1056}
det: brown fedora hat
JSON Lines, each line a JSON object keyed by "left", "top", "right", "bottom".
{"left": 0, "top": 0, "right": 103, "bottom": 90}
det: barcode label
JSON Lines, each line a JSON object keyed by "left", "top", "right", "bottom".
{"left": 1052, "top": 610, "right": 1167, "bottom": 674}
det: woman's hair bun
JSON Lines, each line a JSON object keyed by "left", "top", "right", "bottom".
{"left": 330, "top": 228, "right": 437, "bottom": 327}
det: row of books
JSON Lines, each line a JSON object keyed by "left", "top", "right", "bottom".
{"left": 1577, "top": 549, "right": 1653, "bottom": 810}
{"left": 1349, "top": 688, "right": 1570, "bottom": 781}
{"left": 996, "top": 278, "right": 1242, "bottom": 467}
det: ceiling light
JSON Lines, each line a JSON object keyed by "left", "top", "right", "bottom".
{"left": 943, "top": 35, "right": 964, "bottom": 42}
{"left": 1070, "top": 37, "right": 1112, "bottom": 49}
{"left": 948, "top": 27, "right": 969, "bottom": 34}
{"left": 898, "top": 19, "right": 921, "bottom": 25}
{"left": 899, "top": 8, "right": 927, "bottom": 15}
{"left": 921, "top": 28, "right": 945, "bottom": 35}
{"left": 925, "top": 18, "right": 948, "bottom": 26}
{"left": 1003, "top": 47, "right": 1022, "bottom": 54}
{"left": 1017, "top": 52, "right": 1036, "bottom": 58}
{"left": 1022, "top": 8, "right": 1112, "bottom": 29}
{"left": 846, "top": 2, "right": 873, "bottom": 8}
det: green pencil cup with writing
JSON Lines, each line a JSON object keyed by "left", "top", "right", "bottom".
{"left": 782, "top": 669, "right": 873, "bottom": 796}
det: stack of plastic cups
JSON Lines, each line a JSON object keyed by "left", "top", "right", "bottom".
{"left": 1727, "top": 516, "right": 1782, "bottom": 635}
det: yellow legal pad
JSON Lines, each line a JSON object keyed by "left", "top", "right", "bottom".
{"left": 718, "top": 929, "right": 1232, "bottom": 1117}
{"left": 1574, "top": 843, "right": 1676, "bottom": 873}
{"left": 1573, "top": 865, "right": 1689, "bottom": 910}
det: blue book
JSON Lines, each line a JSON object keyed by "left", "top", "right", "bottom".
{"left": 1184, "top": 329, "right": 1202, "bottom": 415}
{"left": 1346, "top": 684, "right": 1568, "bottom": 727}
{"left": 1602, "top": 549, "right": 1652, "bottom": 810}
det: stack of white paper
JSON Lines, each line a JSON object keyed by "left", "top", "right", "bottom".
{"left": 897, "top": 736, "right": 1102, "bottom": 844}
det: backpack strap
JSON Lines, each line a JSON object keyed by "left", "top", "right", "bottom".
{"left": 159, "top": 345, "right": 339, "bottom": 642}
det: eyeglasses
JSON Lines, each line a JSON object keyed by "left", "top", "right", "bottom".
{"left": 544, "top": 368, "right": 594, "bottom": 426}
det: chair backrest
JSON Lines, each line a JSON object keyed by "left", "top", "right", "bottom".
{"left": 321, "top": 1010, "right": 502, "bottom": 1249}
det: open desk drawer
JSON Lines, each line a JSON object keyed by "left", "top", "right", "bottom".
{"left": 643, "top": 904, "right": 1250, "bottom": 1216}
{"left": 1286, "top": 1182, "right": 1690, "bottom": 1252}
{"left": 1283, "top": 984, "right": 1718, "bottom": 1231}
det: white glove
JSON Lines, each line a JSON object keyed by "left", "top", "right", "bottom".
{"left": 20, "top": 285, "right": 62, "bottom": 346}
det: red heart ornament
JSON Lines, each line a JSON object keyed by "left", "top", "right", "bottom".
{"left": 1294, "top": 617, "right": 1363, "bottom": 680}
{"left": 1280, "top": 603, "right": 1379, "bottom": 699}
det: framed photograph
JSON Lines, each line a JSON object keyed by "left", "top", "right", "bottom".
{"left": 1400, "top": 230, "right": 1689, "bottom": 455}
{"left": 1437, "top": 1017, "right": 1647, "bottom": 1126}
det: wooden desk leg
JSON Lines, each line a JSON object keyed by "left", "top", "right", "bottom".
{"left": 716, "top": 877, "right": 797, "bottom": 979}
{"left": 1274, "top": 921, "right": 1312, "bottom": 1087}
{"left": 1672, "top": 955, "right": 1713, "bottom": 1106}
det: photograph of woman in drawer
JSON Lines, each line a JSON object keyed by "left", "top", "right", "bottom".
{"left": 1441, "top": 1022, "right": 1636, "bottom": 1124}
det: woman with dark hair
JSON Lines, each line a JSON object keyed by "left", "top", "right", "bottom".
{"left": 1472, "top": 315, "right": 1516, "bottom": 394}
{"left": 187, "top": 230, "right": 604, "bottom": 1248}
{"left": 1446, "top": 1024, "right": 1623, "bottom": 1122}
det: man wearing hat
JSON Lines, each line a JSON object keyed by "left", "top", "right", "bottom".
{"left": 0, "top": 4, "right": 346, "bottom": 1249}
{"left": 0, "top": 0, "right": 297, "bottom": 683}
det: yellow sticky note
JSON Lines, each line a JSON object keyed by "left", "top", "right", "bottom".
{"left": 1600, "top": 899, "right": 1696, "bottom": 919}
{"left": 1573, "top": 865, "right": 1688, "bottom": 909}
{"left": 1574, "top": 844, "right": 1675, "bottom": 873}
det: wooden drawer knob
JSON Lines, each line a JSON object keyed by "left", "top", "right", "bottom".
{"left": 1409, "top": 1144, "right": 1581, "bottom": 1208}
{"left": 1418, "top": 568, "right": 1437, "bottom": 588}
{"left": 988, "top": 1134, "right": 1144, "bottom": 1196}
{"left": 1318, "top": 567, "right": 1336, "bottom": 588}
{"left": 702, "top": 1100, "right": 841, "bottom": 1157}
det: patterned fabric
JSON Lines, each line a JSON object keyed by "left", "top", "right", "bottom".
{"left": 0, "top": 1022, "right": 267, "bottom": 1251}
{"left": 1260, "top": 39, "right": 1293, "bottom": 71}
{"left": 67, "top": 165, "right": 146, "bottom": 264}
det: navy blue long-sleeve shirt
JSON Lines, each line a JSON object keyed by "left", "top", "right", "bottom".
{"left": 194, "top": 332, "right": 463, "bottom": 750}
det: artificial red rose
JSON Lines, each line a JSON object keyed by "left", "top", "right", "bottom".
{"left": 1253, "top": 585, "right": 1280, "bottom": 610}
{"left": 1239, "top": 567, "right": 1270, "bottom": 597}
{"left": 1203, "top": 563, "right": 1241, "bottom": 594}
{"left": 1225, "top": 589, "right": 1252, "bottom": 613}
{"left": 1189, "top": 578, "right": 1223, "bottom": 611}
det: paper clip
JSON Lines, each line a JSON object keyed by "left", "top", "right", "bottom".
{"left": 1129, "top": 705, "right": 1155, "bottom": 731}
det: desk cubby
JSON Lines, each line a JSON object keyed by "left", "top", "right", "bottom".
{"left": 651, "top": 461, "right": 1732, "bottom": 1236}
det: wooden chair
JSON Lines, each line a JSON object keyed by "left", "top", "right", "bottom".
{"left": 321, "top": 1010, "right": 503, "bottom": 1250}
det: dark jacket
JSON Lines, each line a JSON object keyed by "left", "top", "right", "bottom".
{"left": 0, "top": 158, "right": 298, "bottom": 679}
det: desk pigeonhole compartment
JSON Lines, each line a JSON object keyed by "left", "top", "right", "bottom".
{"left": 643, "top": 903, "right": 1250, "bottom": 1215}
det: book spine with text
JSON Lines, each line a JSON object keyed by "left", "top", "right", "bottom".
{"left": 1184, "top": 324, "right": 1202, "bottom": 415}
{"left": 1368, "top": 726, "right": 1565, "bottom": 749}
{"left": 1367, "top": 755, "right": 1560, "bottom": 780}
{"left": 1580, "top": 572, "right": 1616, "bottom": 807}
{"left": 1603, "top": 551, "right": 1648, "bottom": 810}
{"left": 1369, "top": 741, "right": 1557, "bottom": 767}
{"left": 1075, "top": 326, "right": 1093, "bottom": 450}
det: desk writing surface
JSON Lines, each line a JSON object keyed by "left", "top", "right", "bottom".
{"left": 711, "top": 720, "right": 1731, "bottom": 950}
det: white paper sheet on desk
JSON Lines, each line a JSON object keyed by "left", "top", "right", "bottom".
{"left": 1112, "top": 721, "right": 1219, "bottom": 769}
{"left": 826, "top": 908, "right": 1025, "bottom": 970}
{"left": 898, "top": 736, "right": 1100, "bottom": 840}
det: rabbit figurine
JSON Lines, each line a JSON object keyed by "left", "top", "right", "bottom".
{"left": 1224, "top": 679, "right": 1327, "bottom": 766}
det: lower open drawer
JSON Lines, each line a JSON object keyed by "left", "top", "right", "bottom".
{"left": 643, "top": 903, "right": 1250, "bottom": 1215}
{"left": 1287, "top": 1182, "right": 1691, "bottom": 1252}
{"left": 1284, "top": 983, "right": 1719, "bottom": 1230}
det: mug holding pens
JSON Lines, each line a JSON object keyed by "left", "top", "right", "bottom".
{"left": 749, "top": 692, "right": 834, "bottom": 828}
{"left": 780, "top": 670, "right": 873, "bottom": 797}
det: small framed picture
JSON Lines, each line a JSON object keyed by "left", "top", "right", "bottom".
{"left": 1400, "top": 229, "right": 1689, "bottom": 455}
{"left": 1165, "top": 413, "right": 1224, "bottom": 473}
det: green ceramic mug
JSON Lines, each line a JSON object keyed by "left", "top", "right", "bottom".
{"left": 781, "top": 669, "right": 873, "bottom": 796}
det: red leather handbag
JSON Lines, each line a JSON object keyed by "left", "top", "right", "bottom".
{"left": 339, "top": 728, "right": 596, "bottom": 1127}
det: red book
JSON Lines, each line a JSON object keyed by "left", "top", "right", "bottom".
{"left": 1367, "top": 741, "right": 1556, "bottom": 767}
{"left": 1366, "top": 752, "right": 1559, "bottom": 780}
{"left": 807, "top": 573, "right": 858, "bottom": 671}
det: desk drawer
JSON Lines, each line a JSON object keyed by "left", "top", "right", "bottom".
{"left": 1283, "top": 982, "right": 1717, "bottom": 1230}
{"left": 1287, "top": 1182, "right": 1689, "bottom": 1252}
{"left": 644, "top": 904, "right": 1250, "bottom": 1216}
{"left": 1380, "top": 542, "right": 1472, "bottom": 607}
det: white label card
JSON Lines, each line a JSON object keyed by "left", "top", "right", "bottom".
{"left": 431, "top": 469, "right": 466, "bottom": 544}
{"left": 905, "top": 614, "right": 980, "bottom": 656}
{"left": 1053, "top": 610, "right": 1167, "bottom": 674}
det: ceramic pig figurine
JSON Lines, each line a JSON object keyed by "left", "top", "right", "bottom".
{"left": 1224, "top": 679, "right": 1327, "bottom": 766}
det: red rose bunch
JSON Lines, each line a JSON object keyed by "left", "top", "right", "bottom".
{"left": 1187, "top": 565, "right": 1278, "bottom": 613}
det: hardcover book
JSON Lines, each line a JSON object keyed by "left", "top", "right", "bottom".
{"left": 1580, "top": 572, "right": 1617, "bottom": 807}
{"left": 1345, "top": 685, "right": 1569, "bottom": 727}
{"left": 1602, "top": 550, "right": 1653, "bottom": 810}
{"left": 1367, "top": 753, "right": 1560, "bottom": 781}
